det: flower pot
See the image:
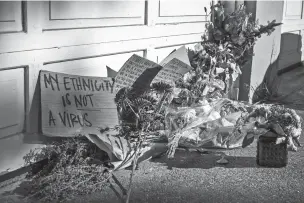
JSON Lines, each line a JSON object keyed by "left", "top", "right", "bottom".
{"left": 256, "top": 132, "right": 288, "bottom": 167}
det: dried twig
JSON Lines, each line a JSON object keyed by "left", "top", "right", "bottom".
{"left": 125, "top": 136, "right": 144, "bottom": 203}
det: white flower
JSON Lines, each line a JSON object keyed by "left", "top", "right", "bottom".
{"left": 183, "top": 71, "right": 195, "bottom": 83}
{"left": 286, "top": 125, "right": 302, "bottom": 138}
{"left": 283, "top": 112, "right": 291, "bottom": 118}
{"left": 194, "top": 43, "right": 204, "bottom": 52}
{"left": 216, "top": 67, "right": 225, "bottom": 74}
{"left": 182, "top": 109, "right": 197, "bottom": 123}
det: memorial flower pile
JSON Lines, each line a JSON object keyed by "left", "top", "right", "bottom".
{"left": 112, "top": 3, "right": 299, "bottom": 158}
{"left": 160, "top": 3, "right": 289, "bottom": 157}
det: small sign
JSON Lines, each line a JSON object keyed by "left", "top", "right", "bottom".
{"left": 159, "top": 45, "right": 192, "bottom": 67}
{"left": 107, "top": 66, "right": 118, "bottom": 78}
{"left": 152, "top": 58, "right": 191, "bottom": 84}
{"left": 40, "top": 70, "right": 119, "bottom": 137}
{"left": 114, "top": 54, "right": 191, "bottom": 92}
{"left": 114, "top": 54, "right": 161, "bottom": 92}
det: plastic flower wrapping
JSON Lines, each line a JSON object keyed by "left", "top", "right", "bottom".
{"left": 165, "top": 99, "right": 302, "bottom": 158}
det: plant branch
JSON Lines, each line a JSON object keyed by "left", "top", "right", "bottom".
{"left": 125, "top": 137, "right": 144, "bottom": 203}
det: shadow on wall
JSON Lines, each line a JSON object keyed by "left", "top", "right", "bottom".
{"left": 252, "top": 32, "right": 303, "bottom": 104}
{"left": 23, "top": 74, "right": 67, "bottom": 145}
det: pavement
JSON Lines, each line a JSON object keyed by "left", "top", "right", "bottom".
{"left": 1, "top": 67, "right": 304, "bottom": 203}
{"left": 92, "top": 139, "right": 304, "bottom": 203}
{"left": 89, "top": 65, "right": 304, "bottom": 203}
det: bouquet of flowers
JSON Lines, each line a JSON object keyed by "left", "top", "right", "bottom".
{"left": 245, "top": 104, "right": 302, "bottom": 151}
{"left": 175, "top": 3, "right": 282, "bottom": 101}
{"left": 165, "top": 99, "right": 302, "bottom": 159}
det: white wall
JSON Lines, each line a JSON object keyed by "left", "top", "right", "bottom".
{"left": 279, "top": 0, "right": 304, "bottom": 69}
{"left": 238, "top": 0, "right": 284, "bottom": 102}
{"left": 0, "top": 0, "right": 210, "bottom": 173}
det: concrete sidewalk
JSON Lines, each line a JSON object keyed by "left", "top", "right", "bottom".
{"left": 75, "top": 135, "right": 304, "bottom": 203}
{"left": 80, "top": 66, "right": 304, "bottom": 203}
{"left": 1, "top": 135, "right": 303, "bottom": 203}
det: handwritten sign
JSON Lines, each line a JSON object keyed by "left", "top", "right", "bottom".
{"left": 159, "top": 45, "right": 191, "bottom": 67}
{"left": 114, "top": 54, "right": 161, "bottom": 92}
{"left": 152, "top": 58, "right": 191, "bottom": 84}
{"left": 114, "top": 54, "right": 191, "bottom": 92}
{"left": 107, "top": 66, "right": 118, "bottom": 78}
{"left": 40, "top": 70, "right": 119, "bottom": 137}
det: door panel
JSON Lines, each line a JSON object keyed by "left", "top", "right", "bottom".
{"left": 0, "top": 68, "right": 25, "bottom": 138}
{"left": 42, "top": 51, "right": 144, "bottom": 76}
{"left": 0, "top": 1, "right": 23, "bottom": 33}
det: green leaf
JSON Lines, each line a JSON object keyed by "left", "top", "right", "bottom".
{"left": 269, "top": 123, "right": 286, "bottom": 136}
{"left": 242, "top": 133, "right": 255, "bottom": 148}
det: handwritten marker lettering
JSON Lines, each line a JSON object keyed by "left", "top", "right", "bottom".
{"left": 40, "top": 70, "right": 118, "bottom": 137}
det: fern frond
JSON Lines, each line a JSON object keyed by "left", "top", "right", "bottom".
{"left": 130, "top": 98, "right": 154, "bottom": 110}
{"left": 151, "top": 82, "right": 173, "bottom": 93}
{"left": 139, "top": 93, "right": 157, "bottom": 105}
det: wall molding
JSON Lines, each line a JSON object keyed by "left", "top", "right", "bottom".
{"left": 0, "top": 1, "right": 25, "bottom": 34}
{"left": 0, "top": 22, "right": 205, "bottom": 54}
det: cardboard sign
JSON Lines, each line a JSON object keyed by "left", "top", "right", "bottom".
{"left": 114, "top": 54, "right": 191, "bottom": 92}
{"left": 107, "top": 66, "right": 118, "bottom": 78}
{"left": 114, "top": 54, "right": 162, "bottom": 92}
{"left": 159, "top": 45, "right": 191, "bottom": 67}
{"left": 152, "top": 58, "right": 191, "bottom": 84}
{"left": 40, "top": 70, "right": 119, "bottom": 137}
